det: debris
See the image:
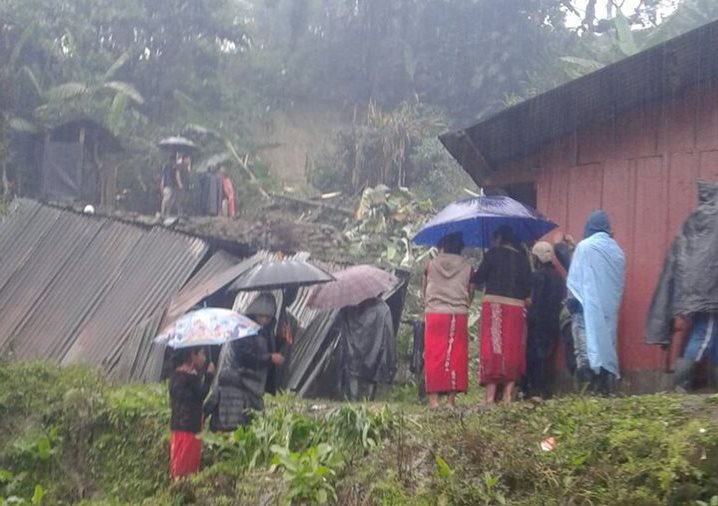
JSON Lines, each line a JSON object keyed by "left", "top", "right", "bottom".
{"left": 540, "top": 437, "right": 556, "bottom": 452}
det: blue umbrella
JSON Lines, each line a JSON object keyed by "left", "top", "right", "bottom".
{"left": 413, "top": 196, "right": 557, "bottom": 248}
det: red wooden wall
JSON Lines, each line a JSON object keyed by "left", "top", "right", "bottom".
{"left": 490, "top": 79, "right": 718, "bottom": 374}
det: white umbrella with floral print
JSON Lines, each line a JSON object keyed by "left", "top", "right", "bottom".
{"left": 154, "top": 308, "right": 261, "bottom": 349}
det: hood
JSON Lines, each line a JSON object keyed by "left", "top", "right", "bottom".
{"left": 432, "top": 253, "right": 470, "bottom": 279}
{"left": 583, "top": 210, "right": 612, "bottom": 239}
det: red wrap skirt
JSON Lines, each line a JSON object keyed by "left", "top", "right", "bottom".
{"left": 479, "top": 296, "right": 526, "bottom": 385}
{"left": 170, "top": 431, "right": 202, "bottom": 479}
{"left": 424, "top": 313, "right": 469, "bottom": 394}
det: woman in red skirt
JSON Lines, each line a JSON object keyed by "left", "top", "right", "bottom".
{"left": 473, "top": 226, "right": 532, "bottom": 405}
{"left": 423, "top": 233, "right": 474, "bottom": 409}
{"left": 169, "top": 346, "right": 215, "bottom": 480}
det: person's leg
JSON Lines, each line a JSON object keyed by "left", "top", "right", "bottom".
{"left": 572, "top": 313, "right": 592, "bottom": 392}
{"left": 483, "top": 383, "right": 497, "bottom": 405}
{"left": 678, "top": 314, "right": 715, "bottom": 392}
{"left": 447, "top": 392, "right": 456, "bottom": 407}
{"left": 428, "top": 393, "right": 440, "bottom": 409}
{"left": 161, "top": 187, "right": 171, "bottom": 216}
{"left": 348, "top": 377, "right": 360, "bottom": 402}
{"left": 366, "top": 381, "right": 377, "bottom": 401}
{"left": 503, "top": 382, "right": 516, "bottom": 404}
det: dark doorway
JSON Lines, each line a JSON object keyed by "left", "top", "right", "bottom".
{"left": 505, "top": 182, "right": 537, "bottom": 208}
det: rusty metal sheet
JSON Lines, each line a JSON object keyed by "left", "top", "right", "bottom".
{"left": 0, "top": 199, "right": 209, "bottom": 378}
{"left": 163, "top": 251, "right": 260, "bottom": 328}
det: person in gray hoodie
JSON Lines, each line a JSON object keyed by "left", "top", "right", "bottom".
{"left": 422, "top": 233, "right": 475, "bottom": 409}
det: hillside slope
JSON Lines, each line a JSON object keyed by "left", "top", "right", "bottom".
{"left": 1, "top": 363, "right": 717, "bottom": 505}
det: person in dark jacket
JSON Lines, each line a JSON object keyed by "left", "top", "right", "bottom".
{"left": 169, "top": 346, "right": 214, "bottom": 480}
{"left": 340, "top": 297, "right": 396, "bottom": 401}
{"left": 473, "top": 226, "right": 532, "bottom": 405}
{"left": 525, "top": 242, "right": 566, "bottom": 399}
{"left": 206, "top": 293, "right": 285, "bottom": 430}
{"left": 645, "top": 181, "right": 718, "bottom": 391}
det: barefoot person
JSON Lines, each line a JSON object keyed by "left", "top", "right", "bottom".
{"left": 473, "top": 226, "right": 532, "bottom": 405}
{"left": 422, "top": 233, "right": 474, "bottom": 409}
{"left": 169, "top": 346, "right": 215, "bottom": 480}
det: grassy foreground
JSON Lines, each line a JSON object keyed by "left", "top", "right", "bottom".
{"left": 1, "top": 363, "right": 718, "bottom": 506}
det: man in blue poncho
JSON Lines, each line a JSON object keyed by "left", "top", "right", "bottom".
{"left": 567, "top": 210, "right": 626, "bottom": 394}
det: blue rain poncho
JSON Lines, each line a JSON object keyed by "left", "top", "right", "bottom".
{"left": 567, "top": 213, "right": 626, "bottom": 377}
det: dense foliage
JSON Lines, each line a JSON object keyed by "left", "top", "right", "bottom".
{"left": 3, "top": 0, "right": 717, "bottom": 207}
{"left": 1, "top": 362, "right": 718, "bottom": 505}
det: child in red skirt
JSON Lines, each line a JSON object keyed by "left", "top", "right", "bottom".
{"left": 169, "top": 346, "right": 215, "bottom": 480}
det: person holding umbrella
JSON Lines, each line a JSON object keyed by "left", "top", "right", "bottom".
{"left": 473, "top": 226, "right": 532, "bottom": 405}
{"left": 207, "top": 293, "right": 285, "bottom": 430}
{"left": 154, "top": 307, "right": 260, "bottom": 478}
{"left": 160, "top": 153, "right": 181, "bottom": 217}
{"left": 308, "top": 265, "right": 399, "bottom": 401}
{"left": 168, "top": 346, "right": 215, "bottom": 480}
{"left": 422, "top": 232, "right": 474, "bottom": 409}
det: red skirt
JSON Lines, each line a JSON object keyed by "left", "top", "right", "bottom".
{"left": 170, "top": 431, "right": 202, "bottom": 479}
{"left": 424, "top": 313, "right": 469, "bottom": 393}
{"left": 479, "top": 298, "right": 526, "bottom": 385}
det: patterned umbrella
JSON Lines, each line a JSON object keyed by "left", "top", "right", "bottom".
{"left": 307, "top": 265, "right": 397, "bottom": 310}
{"left": 154, "top": 308, "right": 260, "bottom": 349}
{"left": 229, "top": 259, "right": 335, "bottom": 292}
{"left": 412, "top": 195, "right": 557, "bottom": 248}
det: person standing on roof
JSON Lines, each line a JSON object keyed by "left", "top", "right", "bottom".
{"left": 160, "top": 153, "right": 181, "bottom": 217}
{"left": 218, "top": 166, "right": 236, "bottom": 218}
{"left": 567, "top": 210, "right": 626, "bottom": 395}
{"left": 422, "top": 232, "right": 474, "bottom": 409}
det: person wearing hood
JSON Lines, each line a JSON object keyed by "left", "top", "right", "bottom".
{"left": 205, "top": 292, "right": 284, "bottom": 430}
{"left": 422, "top": 232, "right": 475, "bottom": 409}
{"left": 567, "top": 210, "right": 625, "bottom": 394}
{"left": 524, "top": 242, "right": 566, "bottom": 399}
{"left": 339, "top": 296, "right": 396, "bottom": 402}
{"left": 473, "top": 226, "right": 532, "bottom": 405}
{"left": 645, "top": 181, "right": 718, "bottom": 392}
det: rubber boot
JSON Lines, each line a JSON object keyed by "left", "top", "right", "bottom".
{"left": 673, "top": 358, "right": 696, "bottom": 393}
{"left": 366, "top": 382, "right": 377, "bottom": 402}
{"left": 348, "top": 377, "right": 360, "bottom": 402}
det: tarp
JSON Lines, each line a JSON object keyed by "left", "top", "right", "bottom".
{"left": 339, "top": 298, "right": 396, "bottom": 384}
{"left": 645, "top": 181, "right": 718, "bottom": 345}
{"left": 567, "top": 232, "right": 626, "bottom": 377}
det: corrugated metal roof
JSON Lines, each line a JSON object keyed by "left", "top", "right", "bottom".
{"left": 441, "top": 18, "right": 718, "bottom": 182}
{"left": 0, "top": 199, "right": 208, "bottom": 377}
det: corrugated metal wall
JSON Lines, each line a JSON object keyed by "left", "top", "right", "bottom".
{"left": 0, "top": 200, "right": 208, "bottom": 377}
{"left": 490, "top": 78, "right": 718, "bottom": 381}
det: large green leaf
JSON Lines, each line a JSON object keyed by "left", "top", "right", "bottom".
{"left": 7, "top": 116, "right": 38, "bottom": 133}
{"left": 104, "top": 51, "right": 130, "bottom": 81}
{"left": 107, "top": 92, "right": 128, "bottom": 134}
{"left": 9, "top": 22, "right": 37, "bottom": 68}
{"left": 613, "top": 12, "right": 638, "bottom": 56}
{"left": 103, "top": 81, "right": 144, "bottom": 104}
{"left": 44, "top": 82, "right": 90, "bottom": 102}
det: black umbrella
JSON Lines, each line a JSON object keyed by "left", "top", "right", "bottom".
{"left": 229, "top": 259, "right": 335, "bottom": 292}
{"left": 157, "top": 136, "right": 199, "bottom": 154}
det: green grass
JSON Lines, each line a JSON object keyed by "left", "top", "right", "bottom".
{"left": 1, "top": 362, "right": 718, "bottom": 505}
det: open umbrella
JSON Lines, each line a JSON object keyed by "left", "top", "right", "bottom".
{"left": 154, "top": 308, "right": 260, "bottom": 349}
{"left": 412, "top": 196, "right": 557, "bottom": 248}
{"left": 157, "top": 136, "right": 199, "bottom": 154}
{"left": 229, "top": 259, "right": 335, "bottom": 292}
{"left": 307, "top": 265, "right": 397, "bottom": 310}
